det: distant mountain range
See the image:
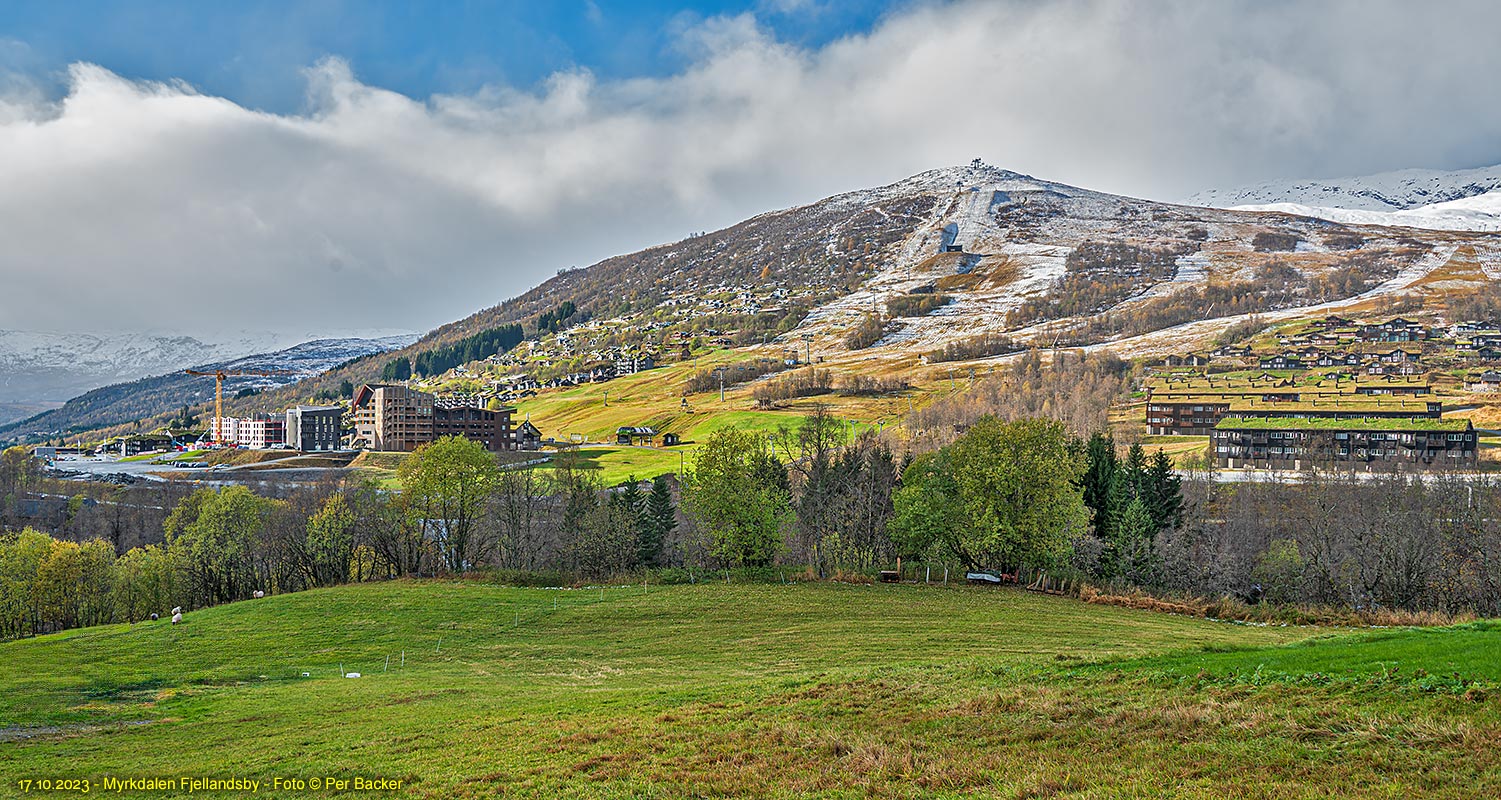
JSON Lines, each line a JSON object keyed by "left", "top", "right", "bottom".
{"left": 1187, "top": 163, "right": 1501, "bottom": 232}
{"left": 0, "top": 330, "right": 282, "bottom": 407}
{"left": 0, "top": 334, "right": 417, "bottom": 440}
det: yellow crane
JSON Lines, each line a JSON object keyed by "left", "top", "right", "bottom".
{"left": 184, "top": 369, "right": 298, "bottom": 445}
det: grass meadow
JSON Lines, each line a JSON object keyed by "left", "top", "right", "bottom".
{"left": 2, "top": 581, "right": 1498, "bottom": 798}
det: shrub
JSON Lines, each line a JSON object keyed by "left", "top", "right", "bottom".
{"left": 1252, "top": 231, "right": 1300, "bottom": 252}
{"left": 844, "top": 313, "right": 887, "bottom": 350}
{"left": 886, "top": 293, "right": 951, "bottom": 318}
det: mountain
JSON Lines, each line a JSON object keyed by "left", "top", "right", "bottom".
{"left": 278, "top": 161, "right": 1497, "bottom": 380}
{"left": 1186, "top": 163, "right": 1501, "bottom": 212}
{"left": 1223, "top": 190, "right": 1501, "bottom": 233}
{"left": 17, "top": 161, "right": 1501, "bottom": 444}
{"left": 0, "top": 330, "right": 283, "bottom": 406}
{"left": 0, "top": 334, "right": 418, "bottom": 441}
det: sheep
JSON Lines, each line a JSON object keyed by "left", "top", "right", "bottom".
{"left": 171, "top": 612, "right": 183, "bottom": 624}
{"left": 170, "top": 606, "right": 182, "bottom": 615}
{"left": 252, "top": 591, "right": 265, "bottom": 599}
{"left": 149, "top": 613, "right": 159, "bottom": 621}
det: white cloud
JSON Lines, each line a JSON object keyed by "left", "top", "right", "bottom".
{"left": 0, "top": 0, "right": 1498, "bottom": 337}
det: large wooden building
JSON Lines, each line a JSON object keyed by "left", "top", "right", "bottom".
{"left": 1211, "top": 416, "right": 1477, "bottom": 470}
{"left": 1147, "top": 400, "right": 1442, "bottom": 436}
{"left": 351, "top": 385, "right": 517, "bottom": 452}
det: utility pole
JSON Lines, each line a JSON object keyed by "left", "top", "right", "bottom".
{"left": 714, "top": 366, "right": 727, "bottom": 402}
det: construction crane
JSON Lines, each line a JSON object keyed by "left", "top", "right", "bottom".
{"left": 184, "top": 369, "right": 299, "bottom": 445}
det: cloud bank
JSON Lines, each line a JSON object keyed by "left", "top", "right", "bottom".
{"left": 1, "top": 0, "right": 1498, "bottom": 336}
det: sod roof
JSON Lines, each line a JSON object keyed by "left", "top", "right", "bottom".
{"left": 1214, "top": 416, "right": 1471, "bottom": 433}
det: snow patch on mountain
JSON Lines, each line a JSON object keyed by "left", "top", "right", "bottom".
{"left": 1187, "top": 164, "right": 1501, "bottom": 212}
{"left": 1233, "top": 189, "right": 1501, "bottom": 232}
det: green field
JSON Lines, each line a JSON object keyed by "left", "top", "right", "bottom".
{"left": 2, "top": 582, "right": 1498, "bottom": 798}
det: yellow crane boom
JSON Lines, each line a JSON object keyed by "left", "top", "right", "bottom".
{"left": 184, "top": 369, "right": 299, "bottom": 445}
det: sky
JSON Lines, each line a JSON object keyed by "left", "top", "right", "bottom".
{"left": 2, "top": 0, "right": 1500, "bottom": 340}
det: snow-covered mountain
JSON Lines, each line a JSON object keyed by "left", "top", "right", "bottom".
{"left": 1187, "top": 164, "right": 1501, "bottom": 211}
{"left": 0, "top": 330, "right": 280, "bottom": 405}
{"left": 1229, "top": 190, "right": 1501, "bottom": 233}
{"left": 0, "top": 333, "right": 420, "bottom": 440}
{"left": 0, "top": 329, "right": 417, "bottom": 405}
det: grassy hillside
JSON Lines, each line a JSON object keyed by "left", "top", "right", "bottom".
{"left": 3, "top": 581, "right": 1498, "bottom": 798}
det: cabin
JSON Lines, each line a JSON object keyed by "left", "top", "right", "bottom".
{"left": 1259, "top": 355, "right": 1303, "bottom": 370}
{"left": 1163, "top": 353, "right": 1210, "bottom": 367}
{"left": 513, "top": 420, "right": 542, "bottom": 451}
{"left": 1468, "top": 371, "right": 1501, "bottom": 393}
{"left": 1357, "top": 318, "right": 1431, "bottom": 343}
{"left": 1378, "top": 349, "right": 1421, "bottom": 364}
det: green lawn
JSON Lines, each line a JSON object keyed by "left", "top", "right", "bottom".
{"left": 2, "top": 582, "right": 1497, "bottom": 798}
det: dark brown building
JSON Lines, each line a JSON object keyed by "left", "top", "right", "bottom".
{"left": 434, "top": 403, "right": 514, "bottom": 452}
{"left": 1212, "top": 416, "right": 1476, "bottom": 470}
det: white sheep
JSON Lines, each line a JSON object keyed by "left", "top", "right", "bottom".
{"left": 149, "top": 613, "right": 159, "bottom": 621}
{"left": 252, "top": 591, "right": 265, "bottom": 599}
{"left": 171, "top": 612, "right": 183, "bottom": 624}
{"left": 170, "top": 606, "right": 182, "bottom": 615}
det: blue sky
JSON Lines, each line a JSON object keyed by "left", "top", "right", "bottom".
{"left": 2, "top": 0, "right": 898, "bottom": 111}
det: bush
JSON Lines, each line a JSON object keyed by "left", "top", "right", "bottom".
{"left": 926, "top": 334, "right": 1020, "bottom": 363}
{"left": 1252, "top": 231, "right": 1300, "bottom": 252}
{"left": 683, "top": 360, "right": 788, "bottom": 394}
{"left": 886, "top": 293, "right": 951, "bottom": 317}
{"left": 844, "top": 313, "right": 887, "bottom": 350}
{"left": 838, "top": 374, "right": 910, "bottom": 396}
{"left": 753, "top": 369, "right": 835, "bottom": 408}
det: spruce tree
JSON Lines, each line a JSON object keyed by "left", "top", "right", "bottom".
{"left": 1082, "top": 432, "right": 1118, "bottom": 539}
{"left": 618, "top": 477, "right": 646, "bottom": 567}
{"left": 1144, "top": 449, "right": 1183, "bottom": 532}
{"left": 640, "top": 475, "right": 676, "bottom": 567}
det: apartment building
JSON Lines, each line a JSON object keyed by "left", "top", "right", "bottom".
{"left": 285, "top": 405, "right": 343, "bottom": 451}
{"left": 208, "top": 414, "right": 286, "bottom": 449}
{"left": 1212, "top": 416, "right": 1476, "bottom": 470}
{"left": 351, "top": 385, "right": 434, "bottom": 452}
{"left": 352, "top": 385, "right": 516, "bottom": 452}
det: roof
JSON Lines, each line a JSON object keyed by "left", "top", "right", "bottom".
{"left": 1215, "top": 416, "right": 1471, "bottom": 433}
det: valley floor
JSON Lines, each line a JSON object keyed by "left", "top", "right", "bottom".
{"left": 1, "top": 582, "right": 1497, "bottom": 798}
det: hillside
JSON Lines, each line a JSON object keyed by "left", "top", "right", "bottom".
{"left": 22, "top": 161, "right": 1501, "bottom": 446}
{"left": 0, "top": 334, "right": 415, "bottom": 442}
{"left": 3, "top": 580, "right": 1498, "bottom": 798}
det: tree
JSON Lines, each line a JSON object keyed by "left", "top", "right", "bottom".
{"left": 1143, "top": 448, "right": 1183, "bottom": 532}
{"left": 493, "top": 467, "right": 548, "bottom": 570}
{"left": 399, "top": 436, "right": 500, "bottom": 573}
{"left": 303, "top": 493, "right": 357, "bottom": 587}
{"left": 164, "top": 486, "right": 280, "bottom": 607}
{"left": 682, "top": 429, "right": 791, "bottom": 567}
{"left": 781, "top": 404, "right": 846, "bottom": 575}
{"left": 0, "top": 529, "right": 53, "bottom": 638}
{"left": 1081, "top": 432, "right": 1118, "bottom": 541}
{"left": 640, "top": 475, "right": 677, "bottom": 568}
{"left": 112, "top": 544, "right": 180, "bottom": 623}
{"left": 889, "top": 417, "right": 1088, "bottom": 571}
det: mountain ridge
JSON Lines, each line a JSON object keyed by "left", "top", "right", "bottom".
{"left": 1, "top": 334, "right": 417, "bottom": 441}
{"left": 1187, "top": 163, "right": 1501, "bottom": 212}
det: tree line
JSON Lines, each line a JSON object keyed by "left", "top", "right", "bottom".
{"left": 381, "top": 323, "right": 526, "bottom": 382}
